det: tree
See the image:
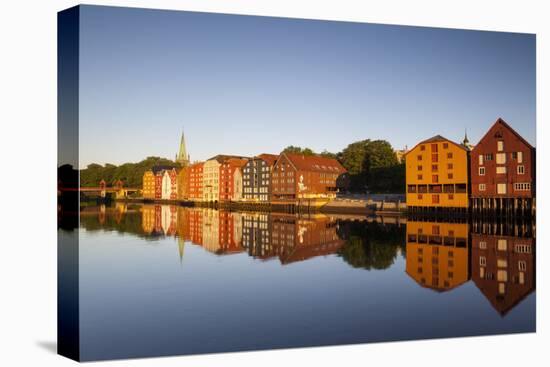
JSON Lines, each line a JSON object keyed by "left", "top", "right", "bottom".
{"left": 282, "top": 145, "right": 316, "bottom": 155}
{"left": 339, "top": 139, "right": 401, "bottom": 192}
{"left": 79, "top": 157, "right": 178, "bottom": 188}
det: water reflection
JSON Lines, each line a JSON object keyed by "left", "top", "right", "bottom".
{"left": 406, "top": 221, "right": 470, "bottom": 291}
{"left": 471, "top": 222, "right": 535, "bottom": 316}
{"left": 73, "top": 203, "right": 535, "bottom": 316}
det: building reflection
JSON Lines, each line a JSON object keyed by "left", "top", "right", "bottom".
{"left": 471, "top": 219, "right": 535, "bottom": 316}
{"left": 406, "top": 220, "right": 470, "bottom": 292}
{"left": 77, "top": 204, "right": 536, "bottom": 316}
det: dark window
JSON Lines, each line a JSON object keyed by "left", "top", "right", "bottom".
{"left": 429, "top": 184, "right": 442, "bottom": 193}
{"left": 443, "top": 184, "right": 454, "bottom": 193}
{"left": 418, "top": 185, "right": 428, "bottom": 193}
{"left": 455, "top": 184, "right": 467, "bottom": 193}
{"left": 408, "top": 185, "right": 417, "bottom": 193}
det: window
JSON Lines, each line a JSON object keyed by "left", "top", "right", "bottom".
{"left": 518, "top": 261, "right": 527, "bottom": 271}
{"left": 518, "top": 151, "right": 523, "bottom": 163}
{"left": 417, "top": 165, "right": 423, "bottom": 171}
{"left": 431, "top": 144, "right": 438, "bottom": 152}
{"left": 497, "top": 259, "right": 508, "bottom": 268}
{"left": 417, "top": 155, "right": 423, "bottom": 161}
{"left": 432, "top": 175, "right": 439, "bottom": 183}
{"left": 447, "top": 152, "right": 453, "bottom": 159}
{"left": 479, "top": 183, "right": 486, "bottom": 191}
{"left": 497, "top": 183, "right": 507, "bottom": 194}
{"left": 420, "top": 145, "right": 425, "bottom": 151}
{"left": 479, "top": 167, "right": 486, "bottom": 176}
{"left": 417, "top": 194, "right": 423, "bottom": 200}
{"left": 479, "top": 155, "right": 484, "bottom": 165}
{"left": 485, "top": 153, "right": 494, "bottom": 161}
{"left": 515, "top": 244, "right": 532, "bottom": 253}
{"left": 443, "top": 184, "right": 454, "bottom": 193}
{"left": 447, "top": 163, "right": 453, "bottom": 170}
{"left": 497, "top": 239, "right": 508, "bottom": 251}
{"left": 407, "top": 185, "right": 417, "bottom": 193}
{"left": 448, "top": 194, "right": 454, "bottom": 200}
{"left": 517, "top": 165, "right": 525, "bottom": 174}
{"left": 432, "top": 154, "right": 438, "bottom": 162}
{"left": 480, "top": 256, "right": 486, "bottom": 266}
{"left": 496, "top": 166, "right": 507, "bottom": 174}
{"left": 496, "top": 153, "right": 506, "bottom": 164}
{"left": 448, "top": 173, "right": 453, "bottom": 179}
{"left": 497, "top": 270, "right": 508, "bottom": 282}
{"left": 479, "top": 241, "right": 487, "bottom": 249}
{"left": 417, "top": 174, "right": 423, "bottom": 180}
{"left": 497, "top": 140, "right": 504, "bottom": 151}
{"left": 514, "top": 182, "right": 531, "bottom": 191}
{"left": 432, "top": 194, "right": 440, "bottom": 204}
{"left": 443, "top": 143, "right": 449, "bottom": 149}
{"left": 432, "top": 165, "right": 438, "bottom": 172}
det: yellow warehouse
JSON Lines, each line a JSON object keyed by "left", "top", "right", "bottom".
{"left": 142, "top": 170, "right": 156, "bottom": 199}
{"left": 405, "top": 135, "right": 469, "bottom": 209}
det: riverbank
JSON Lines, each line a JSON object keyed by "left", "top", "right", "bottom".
{"left": 113, "top": 196, "right": 407, "bottom": 216}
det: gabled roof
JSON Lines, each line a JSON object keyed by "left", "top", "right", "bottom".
{"left": 473, "top": 117, "right": 534, "bottom": 150}
{"left": 256, "top": 153, "right": 279, "bottom": 167}
{"left": 223, "top": 157, "right": 249, "bottom": 168}
{"left": 279, "top": 153, "right": 347, "bottom": 174}
{"left": 404, "top": 135, "right": 468, "bottom": 156}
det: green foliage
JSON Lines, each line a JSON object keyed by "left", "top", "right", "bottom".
{"left": 283, "top": 145, "right": 315, "bottom": 155}
{"left": 80, "top": 156, "right": 178, "bottom": 187}
{"left": 337, "top": 220, "right": 406, "bottom": 270}
{"left": 339, "top": 139, "right": 401, "bottom": 192}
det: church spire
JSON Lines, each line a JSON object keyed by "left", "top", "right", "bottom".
{"left": 462, "top": 128, "right": 473, "bottom": 150}
{"left": 176, "top": 128, "right": 189, "bottom": 166}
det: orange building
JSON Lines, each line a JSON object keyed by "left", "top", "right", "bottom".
{"left": 405, "top": 220, "right": 470, "bottom": 291}
{"left": 188, "top": 162, "right": 204, "bottom": 201}
{"left": 177, "top": 166, "right": 190, "bottom": 200}
{"left": 405, "top": 135, "right": 470, "bottom": 210}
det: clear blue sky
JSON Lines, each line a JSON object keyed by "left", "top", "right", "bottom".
{"left": 78, "top": 5, "right": 535, "bottom": 168}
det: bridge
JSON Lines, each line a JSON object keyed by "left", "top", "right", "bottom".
{"left": 59, "top": 179, "right": 139, "bottom": 199}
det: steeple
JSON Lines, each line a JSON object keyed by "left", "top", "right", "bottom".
{"left": 462, "top": 129, "right": 473, "bottom": 150}
{"left": 176, "top": 128, "right": 190, "bottom": 166}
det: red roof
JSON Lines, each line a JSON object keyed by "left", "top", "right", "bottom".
{"left": 256, "top": 153, "right": 279, "bottom": 167}
{"left": 473, "top": 117, "right": 534, "bottom": 150}
{"left": 281, "top": 153, "right": 347, "bottom": 174}
{"left": 224, "top": 158, "right": 248, "bottom": 168}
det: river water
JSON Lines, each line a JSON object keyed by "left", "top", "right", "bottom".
{"left": 59, "top": 203, "right": 535, "bottom": 361}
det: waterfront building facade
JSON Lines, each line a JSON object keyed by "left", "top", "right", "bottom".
{"left": 188, "top": 162, "right": 204, "bottom": 201}
{"left": 470, "top": 118, "right": 535, "bottom": 203}
{"left": 242, "top": 154, "right": 278, "bottom": 202}
{"left": 219, "top": 158, "right": 248, "bottom": 202}
{"left": 177, "top": 166, "right": 189, "bottom": 200}
{"left": 142, "top": 170, "right": 156, "bottom": 199}
{"left": 271, "top": 153, "right": 348, "bottom": 201}
{"left": 405, "top": 135, "right": 470, "bottom": 209}
{"left": 161, "top": 168, "right": 178, "bottom": 200}
{"left": 202, "top": 159, "right": 221, "bottom": 202}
